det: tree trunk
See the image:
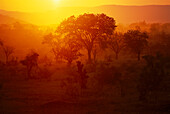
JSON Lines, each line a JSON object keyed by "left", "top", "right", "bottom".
{"left": 138, "top": 52, "right": 141, "bottom": 61}
{"left": 116, "top": 53, "right": 119, "bottom": 60}
{"left": 93, "top": 50, "right": 97, "bottom": 63}
{"left": 6, "top": 55, "right": 9, "bottom": 64}
{"left": 88, "top": 50, "right": 92, "bottom": 64}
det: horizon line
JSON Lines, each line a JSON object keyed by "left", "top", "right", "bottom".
{"left": 0, "top": 4, "right": 170, "bottom": 13}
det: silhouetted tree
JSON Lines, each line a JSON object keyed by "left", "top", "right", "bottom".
{"left": 59, "top": 37, "right": 82, "bottom": 66}
{"left": 42, "top": 33, "right": 62, "bottom": 62}
{"left": 57, "top": 13, "right": 116, "bottom": 63}
{"left": 76, "top": 61, "right": 89, "bottom": 89}
{"left": 138, "top": 53, "right": 169, "bottom": 101}
{"left": 0, "top": 40, "right": 14, "bottom": 64}
{"left": 124, "top": 30, "right": 148, "bottom": 61}
{"left": 20, "top": 52, "right": 39, "bottom": 79}
{"left": 2, "top": 46, "right": 14, "bottom": 64}
{"left": 107, "top": 32, "right": 126, "bottom": 60}
{"left": 43, "top": 33, "right": 82, "bottom": 65}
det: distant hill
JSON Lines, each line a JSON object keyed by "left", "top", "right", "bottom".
{"left": 0, "top": 5, "right": 170, "bottom": 25}
{"left": 0, "top": 14, "right": 26, "bottom": 24}
{"left": 94, "top": 5, "right": 170, "bottom": 24}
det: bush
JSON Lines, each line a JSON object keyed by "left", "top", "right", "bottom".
{"left": 95, "top": 63, "right": 122, "bottom": 86}
{"left": 138, "top": 53, "right": 170, "bottom": 101}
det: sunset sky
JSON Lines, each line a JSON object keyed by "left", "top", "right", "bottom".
{"left": 0, "top": 0, "right": 169, "bottom": 12}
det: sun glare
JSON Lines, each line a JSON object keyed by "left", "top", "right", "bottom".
{"left": 53, "top": 0, "right": 60, "bottom": 3}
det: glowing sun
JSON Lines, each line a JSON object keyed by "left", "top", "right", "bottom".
{"left": 53, "top": 0, "right": 60, "bottom": 3}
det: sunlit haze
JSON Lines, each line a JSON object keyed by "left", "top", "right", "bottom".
{"left": 0, "top": 0, "right": 169, "bottom": 12}
{"left": 0, "top": 0, "right": 170, "bottom": 113}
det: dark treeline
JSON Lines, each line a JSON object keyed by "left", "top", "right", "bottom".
{"left": 0, "top": 19, "right": 169, "bottom": 64}
{"left": 0, "top": 13, "right": 170, "bottom": 113}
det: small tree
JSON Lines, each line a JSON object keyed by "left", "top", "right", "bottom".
{"left": 2, "top": 46, "right": 15, "bottom": 64}
{"left": 108, "top": 32, "right": 126, "bottom": 60}
{"left": 124, "top": 30, "right": 148, "bottom": 61}
{"left": 20, "top": 52, "right": 39, "bottom": 79}
{"left": 76, "top": 61, "right": 89, "bottom": 89}
{"left": 0, "top": 40, "right": 14, "bottom": 64}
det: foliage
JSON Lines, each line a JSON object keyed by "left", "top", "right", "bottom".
{"left": 95, "top": 63, "right": 122, "bottom": 86}
{"left": 2, "top": 46, "right": 15, "bottom": 64}
{"left": 107, "top": 32, "right": 126, "bottom": 60}
{"left": 43, "top": 33, "right": 82, "bottom": 65}
{"left": 124, "top": 30, "right": 148, "bottom": 61}
{"left": 76, "top": 61, "right": 89, "bottom": 89}
{"left": 0, "top": 39, "right": 15, "bottom": 64}
{"left": 40, "top": 55, "right": 52, "bottom": 66}
{"left": 138, "top": 53, "right": 170, "bottom": 101}
{"left": 57, "top": 13, "right": 116, "bottom": 63}
{"left": 20, "top": 52, "right": 39, "bottom": 79}
{"left": 59, "top": 37, "right": 83, "bottom": 65}
{"left": 43, "top": 33, "right": 62, "bottom": 61}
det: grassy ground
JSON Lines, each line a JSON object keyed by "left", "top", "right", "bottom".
{"left": 0, "top": 60, "right": 170, "bottom": 113}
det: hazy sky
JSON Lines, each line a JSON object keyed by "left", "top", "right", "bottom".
{"left": 0, "top": 0, "right": 169, "bottom": 12}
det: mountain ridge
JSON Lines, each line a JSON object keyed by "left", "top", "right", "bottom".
{"left": 0, "top": 5, "right": 170, "bottom": 25}
{"left": 0, "top": 14, "right": 27, "bottom": 24}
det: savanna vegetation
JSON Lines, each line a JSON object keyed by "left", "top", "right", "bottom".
{"left": 0, "top": 14, "right": 170, "bottom": 113}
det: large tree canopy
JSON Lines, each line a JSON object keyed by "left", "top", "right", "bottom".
{"left": 56, "top": 13, "right": 116, "bottom": 63}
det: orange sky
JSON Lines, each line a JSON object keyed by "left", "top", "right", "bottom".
{"left": 0, "top": 0, "right": 170, "bottom": 12}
